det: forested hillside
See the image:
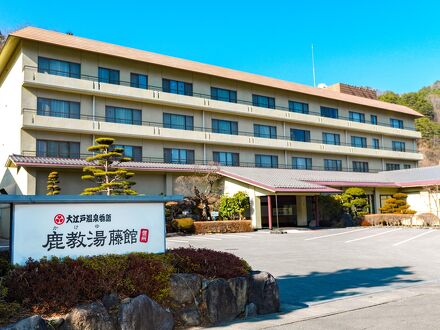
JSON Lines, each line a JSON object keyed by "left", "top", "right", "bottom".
{"left": 379, "top": 83, "right": 440, "bottom": 166}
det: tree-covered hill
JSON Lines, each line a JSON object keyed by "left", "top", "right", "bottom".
{"left": 379, "top": 83, "right": 440, "bottom": 167}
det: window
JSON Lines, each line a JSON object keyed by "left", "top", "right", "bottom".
{"left": 254, "top": 124, "right": 277, "bottom": 139}
{"left": 403, "top": 164, "right": 411, "bottom": 169}
{"left": 292, "top": 157, "right": 312, "bottom": 170}
{"left": 211, "top": 87, "right": 237, "bottom": 103}
{"left": 371, "top": 115, "right": 378, "bottom": 125}
{"left": 255, "top": 154, "right": 278, "bottom": 168}
{"left": 372, "top": 138, "right": 380, "bottom": 149}
{"left": 105, "top": 106, "right": 142, "bottom": 125}
{"left": 252, "top": 94, "right": 275, "bottom": 109}
{"left": 163, "top": 113, "right": 194, "bottom": 130}
{"left": 213, "top": 152, "right": 239, "bottom": 166}
{"left": 352, "top": 161, "right": 369, "bottom": 172}
{"left": 324, "top": 159, "right": 342, "bottom": 171}
{"left": 392, "top": 141, "right": 406, "bottom": 152}
{"left": 38, "top": 57, "right": 80, "bottom": 78}
{"left": 291, "top": 129, "right": 311, "bottom": 142}
{"left": 130, "top": 73, "right": 148, "bottom": 89}
{"left": 386, "top": 163, "right": 401, "bottom": 171}
{"left": 162, "top": 78, "right": 193, "bottom": 96}
{"left": 113, "top": 145, "right": 142, "bottom": 162}
{"left": 323, "top": 133, "right": 340, "bottom": 145}
{"left": 320, "top": 106, "right": 338, "bottom": 118}
{"left": 289, "top": 101, "right": 309, "bottom": 114}
{"left": 37, "top": 97, "right": 80, "bottom": 119}
{"left": 351, "top": 136, "right": 367, "bottom": 148}
{"left": 390, "top": 118, "right": 404, "bottom": 129}
{"left": 349, "top": 111, "right": 365, "bottom": 123}
{"left": 98, "top": 67, "right": 120, "bottom": 85}
{"left": 212, "top": 119, "right": 238, "bottom": 135}
{"left": 36, "top": 140, "right": 80, "bottom": 158}
{"left": 164, "top": 148, "right": 195, "bottom": 164}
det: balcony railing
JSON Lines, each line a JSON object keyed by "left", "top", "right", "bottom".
{"left": 22, "top": 150, "right": 386, "bottom": 173}
{"left": 23, "top": 108, "right": 419, "bottom": 154}
{"left": 23, "top": 65, "right": 417, "bottom": 131}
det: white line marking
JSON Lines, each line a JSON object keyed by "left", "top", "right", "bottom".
{"left": 167, "top": 240, "right": 190, "bottom": 243}
{"left": 190, "top": 237, "right": 222, "bottom": 241}
{"left": 0, "top": 245, "right": 9, "bottom": 248}
{"left": 393, "top": 230, "right": 435, "bottom": 246}
{"left": 220, "top": 234, "right": 253, "bottom": 238}
{"left": 345, "top": 228, "right": 402, "bottom": 243}
{"left": 305, "top": 228, "right": 369, "bottom": 241}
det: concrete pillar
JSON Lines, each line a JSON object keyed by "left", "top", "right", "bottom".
{"left": 267, "top": 195, "right": 273, "bottom": 229}
{"left": 297, "top": 195, "right": 307, "bottom": 226}
{"left": 252, "top": 196, "right": 262, "bottom": 229}
{"left": 165, "top": 173, "right": 173, "bottom": 196}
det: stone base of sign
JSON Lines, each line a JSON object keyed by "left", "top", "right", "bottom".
{"left": 5, "top": 271, "right": 279, "bottom": 329}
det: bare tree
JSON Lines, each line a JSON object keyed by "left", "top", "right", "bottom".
{"left": 174, "top": 167, "right": 224, "bottom": 220}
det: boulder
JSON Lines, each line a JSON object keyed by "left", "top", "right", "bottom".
{"left": 102, "top": 293, "right": 120, "bottom": 310}
{"left": 118, "top": 294, "right": 174, "bottom": 330}
{"left": 244, "top": 303, "right": 257, "bottom": 318}
{"left": 61, "top": 302, "right": 115, "bottom": 330}
{"left": 202, "top": 278, "right": 241, "bottom": 324}
{"left": 227, "top": 276, "right": 249, "bottom": 313}
{"left": 177, "top": 308, "right": 201, "bottom": 327}
{"left": 169, "top": 273, "right": 202, "bottom": 305}
{"left": 248, "top": 271, "right": 280, "bottom": 314}
{"left": 4, "top": 315, "right": 48, "bottom": 330}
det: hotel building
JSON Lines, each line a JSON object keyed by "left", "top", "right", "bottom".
{"left": 1, "top": 27, "right": 438, "bottom": 230}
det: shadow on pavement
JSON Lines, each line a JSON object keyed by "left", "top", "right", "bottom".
{"left": 278, "top": 266, "right": 419, "bottom": 308}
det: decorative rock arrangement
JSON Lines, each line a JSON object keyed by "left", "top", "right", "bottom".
{"left": 4, "top": 271, "right": 279, "bottom": 329}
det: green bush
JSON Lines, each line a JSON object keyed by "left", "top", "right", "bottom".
{"left": 219, "top": 191, "right": 250, "bottom": 220}
{"left": 335, "top": 187, "right": 369, "bottom": 220}
{"left": 171, "top": 218, "right": 194, "bottom": 233}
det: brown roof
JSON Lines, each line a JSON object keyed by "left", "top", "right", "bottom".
{"left": 6, "top": 26, "right": 422, "bottom": 118}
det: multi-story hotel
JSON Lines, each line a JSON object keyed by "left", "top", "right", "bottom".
{"left": 1, "top": 27, "right": 438, "bottom": 229}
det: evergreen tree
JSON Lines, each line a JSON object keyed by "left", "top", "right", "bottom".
{"left": 335, "top": 187, "right": 369, "bottom": 219}
{"left": 379, "top": 193, "right": 416, "bottom": 214}
{"left": 81, "top": 137, "right": 137, "bottom": 195}
{"left": 46, "top": 171, "right": 61, "bottom": 195}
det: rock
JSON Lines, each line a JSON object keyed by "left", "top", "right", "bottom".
{"left": 102, "top": 293, "right": 120, "bottom": 310}
{"left": 244, "top": 303, "right": 257, "bottom": 318}
{"left": 178, "top": 308, "right": 201, "bottom": 327}
{"left": 61, "top": 302, "right": 115, "bottom": 330}
{"left": 202, "top": 278, "right": 241, "bottom": 324}
{"left": 47, "top": 317, "right": 64, "bottom": 329}
{"left": 169, "top": 273, "right": 202, "bottom": 305}
{"left": 227, "top": 277, "right": 249, "bottom": 313}
{"left": 118, "top": 294, "right": 174, "bottom": 330}
{"left": 248, "top": 271, "right": 280, "bottom": 314}
{"left": 4, "top": 315, "right": 48, "bottom": 330}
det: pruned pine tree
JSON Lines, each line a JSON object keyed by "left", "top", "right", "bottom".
{"left": 379, "top": 193, "right": 416, "bottom": 214}
{"left": 81, "top": 137, "right": 137, "bottom": 195}
{"left": 47, "top": 171, "right": 61, "bottom": 195}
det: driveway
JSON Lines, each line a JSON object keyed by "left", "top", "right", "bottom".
{"left": 167, "top": 227, "right": 440, "bottom": 329}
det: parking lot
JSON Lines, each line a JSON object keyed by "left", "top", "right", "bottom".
{"left": 167, "top": 227, "right": 440, "bottom": 328}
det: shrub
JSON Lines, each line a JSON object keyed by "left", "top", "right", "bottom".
{"left": 379, "top": 193, "right": 416, "bottom": 214}
{"left": 415, "top": 213, "right": 440, "bottom": 226}
{"left": 318, "top": 195, "right": 344, "bottom": 227}
{"left": 193, "top": 220, "right": 252, "bottom": 234}
{"left": 5, "top": 253, "right": 174, "bottom": 314}
{"left": 219, "top": 191, "right": 250, "bottom": 220}
{"left": 171, "top": 218, "right": 195, "bottom": 233}
{"left": 335, "top": 187, "right": 369, "bottom": 219}
{"left": 364, "top": 214, "right": 413, "bottom": 226}
{"left": 168, "top": 248, "right": 251, "bottom": 279}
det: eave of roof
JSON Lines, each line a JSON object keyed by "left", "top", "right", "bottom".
{"left": 5, "top": 26, "right": 423, "bottom": 118}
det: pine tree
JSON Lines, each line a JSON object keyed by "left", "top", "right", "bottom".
{"left": 379, "top": 193, "right": 416, "bottom": 214}
{"left": 81, "top": 137, "right": 137, "bottom": 195}
{"left": 335, "top": 187, "right": 369, "bottom": 219}
{"left": 47, "top": 171, "right": 61, "bottom": 195}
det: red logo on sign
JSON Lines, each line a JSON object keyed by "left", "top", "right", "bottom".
{"left": 140, "top": 229, "right": 149, "bottom": 243}
{"left": 54, "top": 214, "right": 65, "bottom": 225}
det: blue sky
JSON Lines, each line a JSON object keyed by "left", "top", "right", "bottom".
{"left": 1, "top": 0, "right": 439, "bottom": 93}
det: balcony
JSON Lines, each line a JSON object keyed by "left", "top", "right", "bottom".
{"left": 22, "top": 66, "right": 421, "bottom": 139}
{"left": 22, "top": 109, "right": 423, "bottom": 161}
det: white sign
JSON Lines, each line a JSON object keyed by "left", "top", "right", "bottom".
{"left": 11, "top": 203, "right": 165, "bottom": 265}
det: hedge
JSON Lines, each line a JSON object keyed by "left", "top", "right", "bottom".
{"left": 364, "top": 214, "right": 414, "bottom": 226}
{"left": 2, "top": 248, "right": 251, "bottom": 316}
{"left": 193, "top": 220, "right": 252, "bottom": 234}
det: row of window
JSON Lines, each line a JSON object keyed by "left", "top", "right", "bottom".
{"left": 35, "top": 139, "right": 412, "bottom": 171}
{"left": 37, "top": 57, "right": 407, "bottom": 129}
{"left": 36, "top": 98, "right": 409, "bottom": 151}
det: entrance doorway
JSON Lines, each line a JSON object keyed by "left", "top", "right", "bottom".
{"left": 261, "top": 196, "right": 297, "bottom": 227}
